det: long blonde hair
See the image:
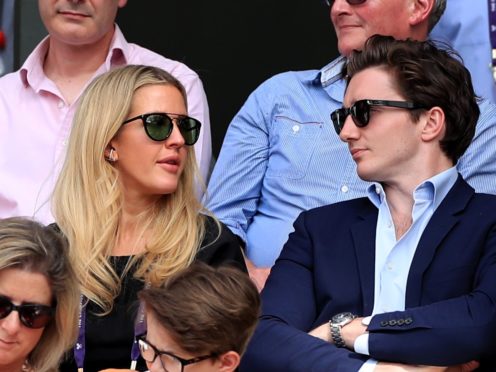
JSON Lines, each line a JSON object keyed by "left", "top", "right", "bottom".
{"left": 52, "top": 65, "right": 210, "bottom": 313}
{"left": 0, "top": 217, "right": 79, "bottom": 372}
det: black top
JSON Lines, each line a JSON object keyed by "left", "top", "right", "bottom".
{"left": 60, "top": 216, "right": 246, "bottom": 372}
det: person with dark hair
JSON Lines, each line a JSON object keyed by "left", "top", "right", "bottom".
{"left": 241, "top": 35, "right": 496, "bottom": 371}
{"left": 138, "top": 262, "right": 260, "bottom": 372}
{"left": 205, "top": 0, "right": 496, "bottom": 291}
{"left": 0, "top": 217, "right": 79, "bottom": 372}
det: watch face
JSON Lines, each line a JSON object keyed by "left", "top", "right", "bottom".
{"left": 332, "top": 312, "right": 355, "bottom": 325}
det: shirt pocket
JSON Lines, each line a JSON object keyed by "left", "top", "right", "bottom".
{"left": 266, "top": 115, "right": 323, "bottom": 180}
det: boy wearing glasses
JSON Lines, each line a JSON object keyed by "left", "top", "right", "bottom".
{"left": 240, "top": 35, "right": 496, "bottom": 371}
{"left": 138, "top": 262, "right": 260, "bottom": 372}
{"left": 206, "top": 0, "right": 496, "bottom": 290}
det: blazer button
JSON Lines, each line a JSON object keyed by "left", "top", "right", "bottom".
{"left": 397, "top": 319, "right": 405, "bottom": 326}
{"left": 388, "top": 319, "right": 397, "bottom": 326}
{"left": 405, "top": 317, "right": 413, "bottom": 325}
{"left": 380, "top": 320, "right": 388, "bottom": 327}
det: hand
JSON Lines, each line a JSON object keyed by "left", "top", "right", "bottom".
{"left": 244, "top": 257, "right": 271, "bottom": 292}
{"left": 340, "top": 317, "right": 367, "bottom": 349}
{"left": 445, "top": 361, "right": 480, "bottom": 372}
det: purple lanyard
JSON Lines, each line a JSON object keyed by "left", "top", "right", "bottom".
{"left": 74, "top": 295, "right": 146, "bottom": 371}
{"left": 489, "top": 0, "right": 496, "bottom": 79}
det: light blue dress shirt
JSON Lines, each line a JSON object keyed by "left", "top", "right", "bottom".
{"left": 206, "top": 57, "right": 496, "bottom": 267}
{"left": 355, "top": 167, "right": 459, "bottom": 371}
{"left": 368, "top": 167, "right": 458, "bottom": 316}
{"left": 431, "top": 0, "right": 496, "bottom": 103}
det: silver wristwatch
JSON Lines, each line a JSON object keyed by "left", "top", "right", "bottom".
{"left": 329, "top": 312, "right": 357, "bottom": 348}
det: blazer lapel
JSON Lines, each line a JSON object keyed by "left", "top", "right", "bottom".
{"left": 351, "top": 206, "right": 378, "bottom": 315}
{"left": 405, "top": 176, "right": 474, "bottom": 307}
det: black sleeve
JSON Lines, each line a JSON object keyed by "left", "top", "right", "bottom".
{"left": 195, "top": 215, "right": 247, "bottom": 273}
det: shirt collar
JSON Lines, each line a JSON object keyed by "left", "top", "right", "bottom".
{"left": 367, "top": 167, "right": 458, "bottom": 210}
{"left": 19, "top": 24, "right": 129, "bottom": 89}
{"left": 320, "top": 56, "right": 346, "bottom": 87}
{"left": 20, "top": 35, "right": 50, "bottom": 88}
{"left": 105, "top": 24, "right": 129, "bottom": 68}
{"left": 310, "top": 56, "right": 346, "bottom": 104}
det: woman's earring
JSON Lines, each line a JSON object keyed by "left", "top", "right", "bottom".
{"left": 106, "top": 148, "right": 117, "bottom": 162}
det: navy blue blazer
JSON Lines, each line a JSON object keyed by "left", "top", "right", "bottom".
{"left": 241, "top": 176, "right": 496, "bottom": 371}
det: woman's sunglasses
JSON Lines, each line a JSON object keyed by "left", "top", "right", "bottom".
{"left": 331, "top": 99, "right": 425, "bottom": 135}
{"left": 122, "top": 113, "right": 201, "bottom": 146}
{"left": 325, "top": 0, "right": 367, "bottom": 6}
{"left": 0, "top": 295, "right": 55, "bottom": 329}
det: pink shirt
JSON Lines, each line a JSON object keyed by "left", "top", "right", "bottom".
{"left": 0, "top": 26, "right": 211, "bottom": 223}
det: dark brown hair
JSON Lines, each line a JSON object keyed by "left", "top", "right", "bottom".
{"left": 139, "top": 262, "right": 260, "bottom": 357}
{"left": 344, "top": 35, "right": 480, "bottom": 163}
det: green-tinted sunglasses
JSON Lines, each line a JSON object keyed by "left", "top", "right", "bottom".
{"left": 122, "top": 112, "right": 201, "bottom": 146}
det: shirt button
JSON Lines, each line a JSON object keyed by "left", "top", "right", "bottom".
{"left": 387, "top": 262, "right": 393, "bottom": 271}
{"left": 387, "top": 221, "right": 393, "bottom": 228}
{"left": 341, "top": 185, "right": 349, "bottom": 193}
{"left": 58, "top": 100, "right": 65, "bottom": 109}
{"left": 375, "top": 186, "right": 381, "bottom": 194}
{"left": 292, "top": 125, "right": 300, "bottom": 133}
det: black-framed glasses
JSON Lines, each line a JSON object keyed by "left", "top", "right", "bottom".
{"left": 331, "top": 99, "right": 425, "bottom": 135}
{"left": 0, "top": 295, "right": 54, "bottom": 329}
{"left": 122, "top": 113, "right": 201, "bottom": 146}
{"left": 138, "top": 335, "right": 215, "bottom": 372}
{"left": 324, "top": 0, "right": 366, "bottom": 6}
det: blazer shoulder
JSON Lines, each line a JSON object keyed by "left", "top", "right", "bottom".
{"left": 468, "top": 192, "right": 496, "bottom": 213}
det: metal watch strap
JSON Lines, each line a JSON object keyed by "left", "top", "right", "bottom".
{"left": 329, "top": 313, "right": 357, "bottom": 348}
{"left": 329, "top": 321, "right": 346, "bottom": 347}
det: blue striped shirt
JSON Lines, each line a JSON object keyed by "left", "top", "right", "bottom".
{"left": 205, "top": 57, "right": 496, "bottom": 267}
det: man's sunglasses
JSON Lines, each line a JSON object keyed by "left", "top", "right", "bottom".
{"left": 325, "top": 0, "right": 366, "bottom": 6}
{"left": 331, "top": 99, "right": 425, "bottom": 135}
{"left": 122, "top": 113, "right": 201, "bottom": 146}
{"left": 0, "top": 295, "right": 55, "bottom": 329}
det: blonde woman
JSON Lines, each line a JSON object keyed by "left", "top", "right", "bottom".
{"left": 0, "top": 217, "right": 79, "bottom": 372}
{"left": 53, "top": 65, "right": 245, "bottom": 371}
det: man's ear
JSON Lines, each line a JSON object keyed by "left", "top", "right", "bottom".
{"left": 218, "top": 351, "right": 240, "bottom": 372}
{"left": 409, "top": 0, "right": 435, "bottom": 27}
{"left": 420, "top": 106, "right": 445, "bottom": 142}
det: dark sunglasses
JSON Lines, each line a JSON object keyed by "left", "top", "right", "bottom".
{"left": 325, "top": 0, "right": 366, "bottom": 6}
{"left": 331, "top": 99, "right": 425, "bottom": 135}
{"left": 122, "top": 113, "right": 201, "bottom": 146}
{"left": 0, "top": 295, "right": 55, "bottom": 329}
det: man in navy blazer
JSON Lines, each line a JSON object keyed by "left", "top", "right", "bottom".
{"left": 240, "top": 35, "right": 496, "bottom": 371}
